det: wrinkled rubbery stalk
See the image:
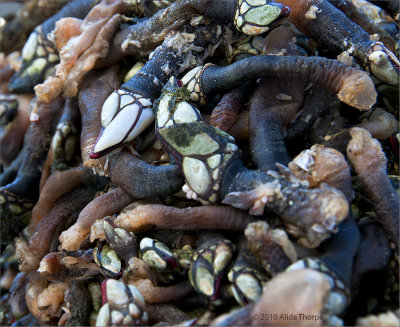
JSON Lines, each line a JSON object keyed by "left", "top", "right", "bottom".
{"left": 333, "top": 0, "right": 398, "bottom": 52}
{"left": 78, "top": 65, "right": 120, "bottom": 174}
{"left": 183, "top": 55, "right": 377, "bottom": 110}
{"left": 0, "top": 97, "right": 63, "bottom": 249}
{"left": 0, "top": 95, "right": 30, "bottom": 167}
{"left": 0, "top": 0, "right": 69, "bottom": 55}
{"left": 347, "top": 127, "right": 400, "bottom": 251}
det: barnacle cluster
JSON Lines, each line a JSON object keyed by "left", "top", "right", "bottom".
{"left": 0, "top": 0, "right": 399, "bottom": 326}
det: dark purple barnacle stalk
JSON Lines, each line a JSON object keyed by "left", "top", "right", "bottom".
{"left": 333, "top": 0, "right": 398, "bottom": 52}
{"left": 0, "top": 97, "right": 63, "bottom": 249}
{"left": 182, "top": 55, "right": 377, "bottom": 110}
{"left": 100, "top": 0, "right": 290, "bottom": 64}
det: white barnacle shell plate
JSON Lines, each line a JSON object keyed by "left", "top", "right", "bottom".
{"left": 140, "top": 237, "right": 154, "bottom": 249}
{"left": 177, "top": 132, "right": 219, "bottom": 156}
{"left": 96, "top": 303, "right": 111, "bottom": 326}
{"left": 101, "top": 91, "right": 120, "bottom": 127}
{"left": 106, "top": 279, "right": 129, "bottom": 307}
{"left": 183, "top": 157, "right": 210, "bottom": 195}
{"left": 182, "top": 66, "right": 202, "bottom": 86}
{"left": 142, "top": 249, "right": 167, "bottom": 270}
{"left": 21, "top": 58, "right": 47, "bottom": 77}
{"left": 128, "top": 284, "right": 145, "bottom": 308}
{"left": 235, "top": 273, "right": 262, "bottom": 302}
{"left": 156, "top": 94, "right": 173, "bottom": 128}
{"left": 174, "top": 101, "right": 200, "bottom": 124}
{"left": 207, "top": 154, "right": 221, "bottom": 169}
{"left": 22, "top": 32, "right": 38, "bottom": 61}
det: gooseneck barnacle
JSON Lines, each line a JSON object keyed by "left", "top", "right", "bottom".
{"left": 275, "top": 0, "right": 400, "bottom": 85}
{"left": 8, "top": 0, "right": 97, "bottom": 93}
{"left": 0, "top": 0, "right": 399, "bottom": 325}
{"left": 91, "top": 19, "right": 228, "bottom": 158}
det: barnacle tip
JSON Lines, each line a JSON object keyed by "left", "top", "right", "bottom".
{"left": 90, "top": 128, "right": 118, "bottom": 159}
{"left": 89, "top": 150, "right": 102, "bottom": 159}
{"left": 280, "top": 5, "right": 291, "bottom": 18}
{"left": 8, "top": 74, "right": 34, "bottom": 94}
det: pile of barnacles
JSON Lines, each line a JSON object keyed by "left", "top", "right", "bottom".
{"left": 0, "top": 0, "right": 399, "bottom": 325}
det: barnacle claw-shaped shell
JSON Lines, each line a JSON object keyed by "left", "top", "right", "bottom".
{"left": 228, "top": 255, "right": 267, "bottom": 306}
{"left": 93, "top": 241, "right": 123, "bottom": 278}
{"left": 157, "top": 122, "right": 238, "bottom": 203}
{"left": 226, "top": 35, "right": 265, "bottom": 63}
{"left": 90, "top": 90, "right": 153, "bottom": 158}
{"left": 189, "top": 240, "right": 235, "bottom": 300}
{"left": 0, "top": 189, "right": 34, "bottom": 247}
{"left": 9, "top": 27, "right": 59, "bottom": 93}
{"left": 365, "top": 42, "right": 399, "bottom": 86}
{"left": 96, "top": 279, "right": 148, "bottom": 326}
{"left": 234, "top": 0, "right": 290, "bottom": 35}
{"left": 103, "top": 217, "right": 138, "bottom": 264}
{"left": 51, "top": 121, "right": 79, "bottom": 166}
{"left": 139, "top": 237, "right": 178, "bottom": 272}
{"left": 181, "top": 65, "right": 212, "bottom": 105}
{"left": 154, "top": 76, "right": 201, "bottom": 130}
